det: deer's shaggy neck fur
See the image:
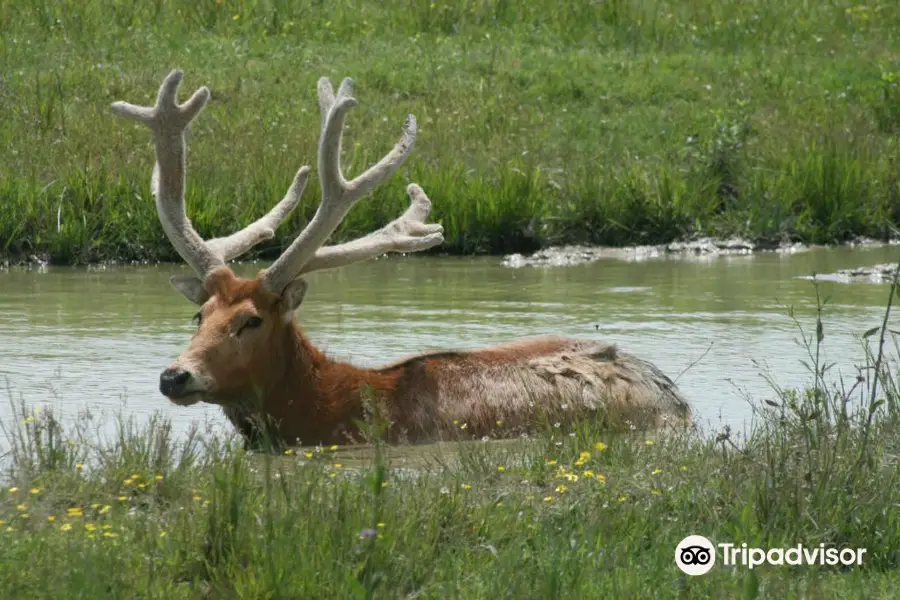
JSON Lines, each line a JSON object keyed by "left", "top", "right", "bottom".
{"left": 219, "top": 322, "right": 401, "bottom": 448}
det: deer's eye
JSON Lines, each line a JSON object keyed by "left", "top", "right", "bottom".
{"left": 192, "top": 312, "right": 202, "bottom": 327}
{"left": 238, "top": 316, "right": 263, "bottom": 335}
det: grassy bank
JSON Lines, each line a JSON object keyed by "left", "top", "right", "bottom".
{"left": 1, "top": 1, "right": 900, "bottom": 265}
{"left": 1, "top": 282, "right": 899, "bottom": 598}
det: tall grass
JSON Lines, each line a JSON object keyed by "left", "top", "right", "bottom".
{"left": 0, "top": 278, "right": 899, "bottom": 597}
{"left": 1, "top": 0, "right": 900, "bottom": 264}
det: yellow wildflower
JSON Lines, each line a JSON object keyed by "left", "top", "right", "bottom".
{"left": 85, "top": 523, "right": 97, "bottom": 532}
{"left": 304, "top": 451, "right": 314, "bottom": 459}
{"left": 91, "top": 504, "right": 100, "bottom": 509}
{"left": 20, "top": 514, "right": 29, "bottom": 519}
{"left": 67, "top": 507, "right": 83, "bottom": 517}
{"left": 596, "top": 473, "right": 607, "bottom": 483}
{"left": 60, "top": 523, "right": 72, "bottom": 531}
{"left": 579, "top": 451, "right": 591, "bottom": 462}
{"left": 103, "top": 532, "right": 118, "bottom": 538}
{"left": 583, "top": 470, "right": 594, "bottom": 478}
{"left": 193, "top": 495, "right": 202, "bottom": 501}
{"left": 99, "top": 505, "right": 111, "bottom": 515}
{"left": 652, "top": 468, "right": 662, "bottom": 475}
{"left": 30, "top": 488, "right": 40, "bottom": 495}
{"left": 543, "top": 496, "right": 554, "bottom": 502}
{"left": 47, "top": 516, "right": 56, "bottom": 522}
{"left": 117, "top": 496, "right": 128, "bottom": 502}
{"left": 651, "top": 490, "right": 663, "bottom": 496}
{"left": 333, "top": 463, "right": 343, "bottom": 469}
{"left": 8, "top": 487, "right": 19, "bottom": 493}
{"left": 496, "top": 420, "right": 504, "bottom": 427}
{"left": 680, "top": 465, "right": 688, "bottom": 472}
{"left": 16, "top": 503, "right": 27, "bottom": 511}
{"left": 123, "top": 479, "right": 133, "bottom": 486}
{"left": 617, "top": 495, "right": 627, "bottom": 502}
{"left": 497, "top": 465, "right": 505, "bottom": 472}
{"left": 137, "top": 483, "right": 146, "bottom": 489}
{"left": 546, "top": 460, "right": 557, "bottom": 466}
{"left": 159, "top": 531, "right": 168, "bottom": 538}
{"left": 155, "top": 474, "right": 164, "bottom": 481}
{"left": 459, "top": 422, "right": 467, "bottom": 430}
{"left": 555, "top": 484, "right": 568, "bottom": 493}
{"left": 76, "top": 464, "right": 84, "bottom": 472}
{"left": 594, "top": 442, "right": 608, "bottom": 451}
{"left": 644, "top": 440, "right": 654, "bottom": 446}
{"left": 131, "top": 473, "right": 140, "bottom": 480}
{"left": 377, "top": 522, "right": 386, "bottom": 528}
{"left": 102, "top": 524, "right": 112, "bottom": 530}
{"left": 284, "top": 448, "right": 295, "bottom": 456}
{"left": 328, "top": 445, "right": 338, "bottom": 451}
{"left": 461, "top": 484, "right": 472, "bottom": 490}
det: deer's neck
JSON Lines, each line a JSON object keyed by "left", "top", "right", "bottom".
{"left": 225, "top": 322, "right": 399, "bottom": 448}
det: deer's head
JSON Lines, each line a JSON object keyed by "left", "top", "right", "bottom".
{"left": 112, "top": 70, "right": 443, "bottom": 406}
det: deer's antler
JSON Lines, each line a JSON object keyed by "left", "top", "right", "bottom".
{"left": 112, "top": 70, "right": 443, "bottom": 302}
{"left": 260, "top": 77, "right": 441, "bottom": 293}
{"left": 111, "top": 70, "right": 310, "bottom": 281}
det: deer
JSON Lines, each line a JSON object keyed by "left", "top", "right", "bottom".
{"left": 111, "top": 69, "right": 692, "bottom": 450}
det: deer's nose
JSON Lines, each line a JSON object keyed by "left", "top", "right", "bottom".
{"left": 159, "top": 367, "right": 192, "bottom": 397}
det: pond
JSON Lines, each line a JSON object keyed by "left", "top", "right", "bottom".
{"left": 1, "top": 245, "right": 898, "bottom": 455}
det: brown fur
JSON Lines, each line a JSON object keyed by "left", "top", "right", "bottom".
{"left": 166, "top": 268, "right": 692, "bottom": 449}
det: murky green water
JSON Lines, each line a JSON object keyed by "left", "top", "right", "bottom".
{"left": 1, "top": 246, "right": 898, "bottom": 450}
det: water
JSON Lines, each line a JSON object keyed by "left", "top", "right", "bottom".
{"left": 1, "top": 246, "right": 898, "bottom": 449}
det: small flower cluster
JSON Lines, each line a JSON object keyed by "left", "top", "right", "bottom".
{"left": 541, "top": 442, "right": 609, "bottom": 503}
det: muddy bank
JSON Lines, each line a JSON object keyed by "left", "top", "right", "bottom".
{"left": 502, "top": 236, "right": 897, "bottom": 268}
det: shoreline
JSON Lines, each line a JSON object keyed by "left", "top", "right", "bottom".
{"left": 0, "top": 236, "right": 900, "bottom": 269}
{"left": 3, "top": 235, "right": 899, "bottom": 278}
{"left": 502, "top": 235, "right": 900, "bottom": 272}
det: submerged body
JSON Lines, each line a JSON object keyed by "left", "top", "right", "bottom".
{"left": 227, "top": 333, "right": 691, "bottom": 447}
{"left": 181, "top": 270, "right": 690, "bottom": 448}
{"left": 205, "top": 283, "right": 691, "bottom": 446}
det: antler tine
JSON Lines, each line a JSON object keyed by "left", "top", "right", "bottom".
{"left": 112, "top": 69, "right": 313, "bottom": 281}
{"left": 262, "top": 77, "right": 419, "bottom": 294}
{"left": 298, "top": 184, "right": 444, "bottom": 274}
{"left": 316, "top": 78, "right": 336, "bottom": 129}
{"left": 206, "top": 166, "right": 312, "bottom": 261}
{"left": 111, "top": 70, "right": 222, "bottom": 280}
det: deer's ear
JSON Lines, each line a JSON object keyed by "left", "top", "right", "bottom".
{"left": 170, "top": 275, "right": 209, "bottom": 305}
{"left": 280, "top": 278, "right": 308, "bottom": 321}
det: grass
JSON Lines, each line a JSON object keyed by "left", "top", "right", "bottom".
{"left": 1, "top": 0, "right": 900, "bottom": 264}
{"left": 1, "top": 276, "right": 900, "bottom": 598}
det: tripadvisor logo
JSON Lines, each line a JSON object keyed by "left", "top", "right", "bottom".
{"left": 675, "top": 535, "right": 868, "bottom": 575}
{"left": 675, "top": 535, "right": 716, "bottom": 576}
